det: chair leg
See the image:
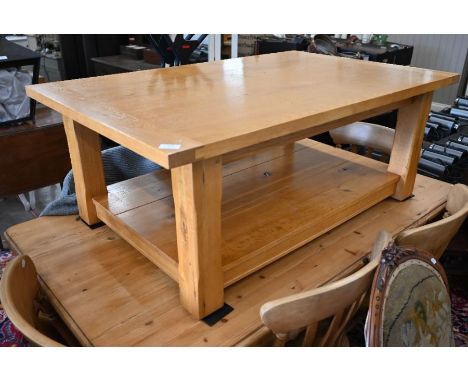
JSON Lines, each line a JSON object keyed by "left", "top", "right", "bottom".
{"left": 273, "top": 334, "right": 288, "bottom": 347}
{"left": 28, "top": 191, "right": 36, "bottom": 211}
{"left": 337, "top": 333, "right": 350, "bottom": 346}
{"left": 18, "top": 193, "right": 31, "bottom": 211}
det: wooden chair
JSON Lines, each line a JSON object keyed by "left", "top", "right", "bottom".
{"left": 366, "top": 244, "right": 454, "bottom": 346}
{"left": 0, "top": 255, "right": 78, "bottom": 346}
{"left": 395, "top": 183, "right": 468, "bottom": 260}
{"left": 259, "top": 231, "right": 392, "bottom": 346}
{"left": 329, "top": 121, "right": 395, "bottom": 161}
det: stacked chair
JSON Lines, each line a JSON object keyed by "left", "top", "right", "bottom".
{"left": 260, "top": 118, "right": 468, "bottom": 346}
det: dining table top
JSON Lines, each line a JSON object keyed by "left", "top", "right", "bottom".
{"left": 26, "top": 51, "right": 459, "bottom": 169}
{"left": 5, "top": 160, "right": 451, "bottom": 346}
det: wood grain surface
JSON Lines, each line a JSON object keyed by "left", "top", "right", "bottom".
{"left": 5, "top": 169, "right": 451, "bottom": 346}
{"left": 26, "top": 52, "right": 459, "bottom": 169}
{"left": 92, "top": 141, "right": 399, "bottom": 290}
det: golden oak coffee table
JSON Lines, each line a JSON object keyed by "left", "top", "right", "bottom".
{"left": 26, "top": 51, "right": 458, "bottom": 318}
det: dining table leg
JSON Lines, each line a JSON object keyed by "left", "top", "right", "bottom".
{"left": 171, "top": 156, "right": 224, "bottom": 319}
{"left": 388, "top": 92, "right": 434, "bottom": 201}
{"left": 63, "top": 116, "right": 107, "bottom": 225}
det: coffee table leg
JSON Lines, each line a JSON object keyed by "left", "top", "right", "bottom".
{"left": 171, "top": 157, "right": 224, "bottom": 319}
{"left": 63, "top": 117, "right": 107, "bottom": 225}
{"left": 388, "top": 92, "right": 433, "bottom": 201}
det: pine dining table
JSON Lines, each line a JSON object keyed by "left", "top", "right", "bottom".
{"left": 5, "top": 170, "right": 452, "bottom": 346}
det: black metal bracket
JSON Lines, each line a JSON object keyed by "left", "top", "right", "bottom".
{"left": 202, "top": 303, "right": 234, "bottom": 327}
{"left": 147, "top": 34, "right": 208, "bottom": 67}
{"left": 78, "top": 217, "right": 105, "bottom": 230}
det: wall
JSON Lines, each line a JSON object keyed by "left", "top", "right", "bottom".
{"left": 388, "top": 34, "right": 468, "bottom": 105}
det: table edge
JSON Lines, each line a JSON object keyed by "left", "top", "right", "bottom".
{"left": 26, "top": 64, "right": 459, "bottom": 169}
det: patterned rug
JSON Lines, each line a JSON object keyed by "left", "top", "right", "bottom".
{"left": 0, "top": 248, "right": 467, "bottom": 347}
{"left": 449, "top": 275, "right": 468, "bottom": 347}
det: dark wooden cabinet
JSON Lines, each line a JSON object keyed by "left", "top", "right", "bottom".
{"left": 0, "top": 108, "right": 71, "bottom": 196}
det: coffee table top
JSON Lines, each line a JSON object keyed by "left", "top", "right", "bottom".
{"left": 26, "top": 51, "right": 458, "bottom": 168}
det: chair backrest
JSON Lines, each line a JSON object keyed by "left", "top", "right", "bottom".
{"left": 260, "top": 231, "right": 392, "bottom": 346}
{"left": 329, "top": 122, "right": 395, "bottom": 159}
{"left": 396, "top": 183, "right": 468, "bottom": 259}
{"left": 0, "top": 255, "right": 64, "bottom": 346}
{"left": 366, "top": 244, "right": 454, "bottom": 346}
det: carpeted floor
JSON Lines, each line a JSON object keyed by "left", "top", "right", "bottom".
{"left": 449, "top": 275, "right": 468, "bottom": 346}
{"left": 1, "top": 247, "right": 467, "bottom": 347}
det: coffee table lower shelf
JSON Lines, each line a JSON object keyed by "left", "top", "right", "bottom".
{"left": 93, "top": 140, "right": 399, "bottom": 288}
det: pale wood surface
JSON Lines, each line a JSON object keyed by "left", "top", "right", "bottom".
{"left": 330, "top": 122, "right": 395, "bottom": 155}
{"left": 5, "top": 173, "right": 451, "bottom": 346}
{"left": 0, "top": 255, "right": 64, "bottom": 347}
{"left": 26, "top": 52, "right": 459, "bottom": 169}
{"left": 396, "top": 183, "right": 468, "bottom": 259}
{"left": 63, "top": 117, "right": 107, "bottom": 225}
{"left": 92, "top": 141, "right": 399, "bottom": 289}
{"left": 260, "top": 231, "right": 392, "bottom": 346}
{"left": 388, "top": 92, "right": 434, "bottom": 200}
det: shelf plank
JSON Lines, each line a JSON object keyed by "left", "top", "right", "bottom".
{"left": 93, "top": 140, "right": 399, "bottom": 286}
{"left": 98, "top": 142, "right": 311, "bottom": 216}
{"left": 94, "top": 200, "right": 179, "bottom": 281}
